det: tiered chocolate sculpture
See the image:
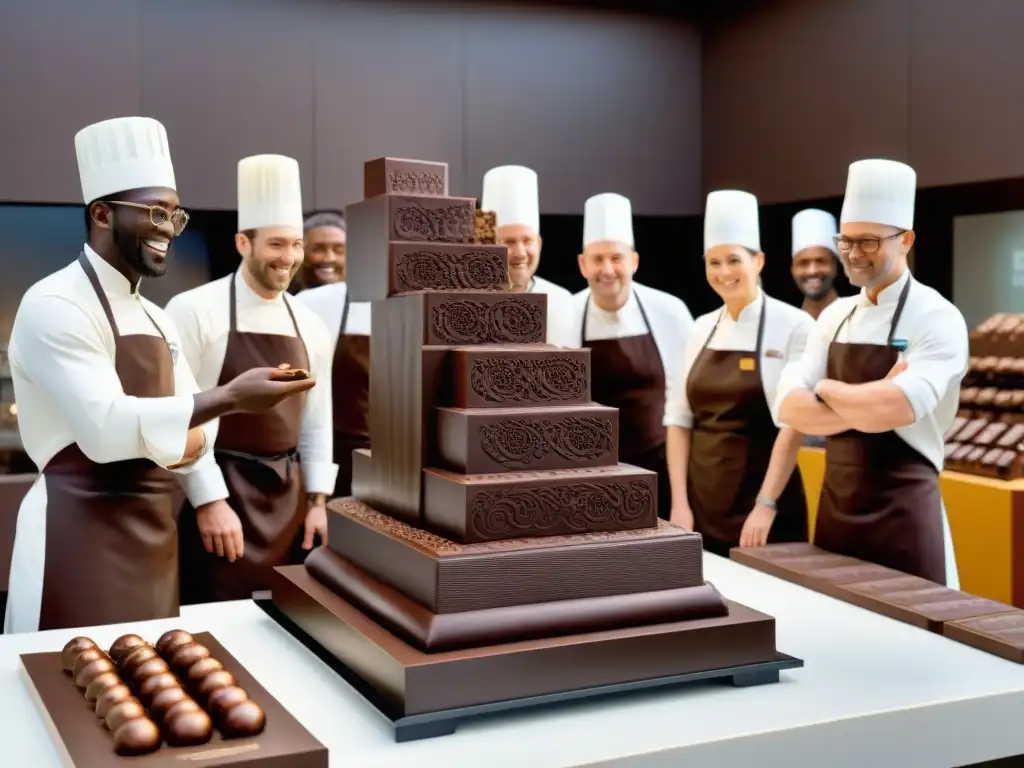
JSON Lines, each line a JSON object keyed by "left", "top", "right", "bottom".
{"left": 268, "top": 157, "right": 797, "bottom": 739}
{"left": 945, "top": 313, "right": 1024, "bottom": 478}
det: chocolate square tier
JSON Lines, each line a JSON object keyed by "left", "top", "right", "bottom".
{"left": 325, "top": 499, "right": 702, "bottom": 613}
{"left": 364, "top": 157, "right": 448, "bottom": 198}
{"left": 423, "top": 464, "right": 657, "bottom": 544}
{"left": 449, "top": 345, "right": 592, "bottom": 408}
{"left": 435, "top": 404, "right": 618, "bottom": 474}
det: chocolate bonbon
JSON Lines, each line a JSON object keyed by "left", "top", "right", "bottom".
{"left": 169, "top": 642, "right": 210, "bottom": 674}
{"left": 112, "top": 716, "right": 161, "bottom": 756}
{"left": 155, "top": 629, "right": 193, "bottom": 657}
{"left": 220, "top": 699, "right": 266, "bottom": 738}
{"left": 75, "top": 656, "right": 115, "bottom": 689}
{"left": 84, "top": 671, "right": 121, "bottom": 703}
{"left": 207, "top": 685, "right": 250, "bottom": 720}
{"left": 165, "top": 707, "right": 213, "bottom": 747}
{"left": 95, "top": 683, "right": 133, "bottom": 719}
{"left": 60, "top": 637, "right": 96, "bottom": 674}
{"left": 108, "top": 634, "right": 146, "bottom": 664}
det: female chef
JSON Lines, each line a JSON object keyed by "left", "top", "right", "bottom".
{"left": 664, "top": 190, "right": 814, "bottom": 555}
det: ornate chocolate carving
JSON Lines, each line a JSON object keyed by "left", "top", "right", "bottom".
{"left": 470, "top": 357, "right": 588, "bottom": 404}
{"left": 430, "top": 299, "right": 543, "bottom": 344}
{"left": 473, "top": 210, "right": 497, "bottom": 244}
{"left": 331, "top": 498, "right": 680, "bottom": 556}
{"left": 469, "top": 481, "right": 655, "bottom": 539}
{"left": 478, "top": 417, "right": 614, "bottom": 468}
{"left": 388, "top": 170, "right": 445, "bottom": 196}
{"left": 394, "top": 248, "right": 507, "bottom": 292}
{"left": 392, "top": 200, "right": 473, "bottom": 242}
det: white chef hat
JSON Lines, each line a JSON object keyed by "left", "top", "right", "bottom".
{"left": 583, "top": 193, "right": 634, "bottom": 248}
{"left": 237, "top": 154, "right": 304, "bottom": 232}
{"left": 75, "top": 117, "right": 176, "bottom": 204}
{"left": 481, "top": 165, "right": 540, "bottom": 232}
{"left": 840, "top": 159, "right": 917, "bottom": 230}
{"left": 791, "top": 208, "right": 838, "bottom": 257}
{"left": 704, "top": 190, "right": 760, "bottom": 253}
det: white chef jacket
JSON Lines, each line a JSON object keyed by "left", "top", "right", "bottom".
{"left": 664, "top": 290, "right": 814, "bottom": 428}
{"left": 164, "top": 267, "right": 338, "bottom": 501}
{"left": 561, "top": 282, "right": 695, "bottom": 398}
{"left": 771, "top": 269, "right": 969, "bottom": 472}
{"left": 529, "top": 275, "right": 576, "bottom": 348}
{"left": 4, "top": 244, "right": 215, "bottom": 633}
{"left": 293, "top": 281, "right": 371, "bottom": 347}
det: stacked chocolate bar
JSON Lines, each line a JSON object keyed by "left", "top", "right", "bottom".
{"left": 269, "top": 157, "right": 790, "bottom": 719}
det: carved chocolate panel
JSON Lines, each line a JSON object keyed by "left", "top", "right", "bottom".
{"left": 435, "top": 405, "right": 618, "bottom": 474}
{"left": 390, "top": 242, "right": 508, "bottom": 293}
{"left": 423, "top": 464, "right": 657, "bottom": 544}
{"left": 450, "top": 346, "right": 591, "bottom": 407}
{"left": 425, "top": 293, "right": 545, "bottom": 345}
{"left": 364, "top": 157, "right": 448, "bottom": 198}
{"left": 389, "top": 195, "right": 474, "bottom": 243}
{"left": 473, "top": 210, "right": 497, "bottom": 244}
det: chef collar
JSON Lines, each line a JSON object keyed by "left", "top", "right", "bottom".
{"left": 860, "top": 267, "right": 910, "bottom": 307}
{"left": 722, "top": 288, "right": 763, "bottom": 325}
{"left": 234, "top": 263, "right": 289, "bottom": 306}
{"left": 83, "top": 243, "right": 142, "bottom": 297}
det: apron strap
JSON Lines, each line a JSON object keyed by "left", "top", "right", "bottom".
{"left": 339, "top": 291, "right": 351, "bottom": 336}
{"left": 77, "top": 253, "right": 121, "bottom": 339}
{"left": 580, "top": 289, "right": 650, "bottom": 345}
{"left": 281, "top": 292, "right": 310, "bottom": 365}
{"left": 229, "top": 271, "right": 311, "bottom": 364}
{"left": 831, "top": 275, "right": 913, "bottom": 345}
{"left": 700, "top": 293, "right": 767, "bottom": 358}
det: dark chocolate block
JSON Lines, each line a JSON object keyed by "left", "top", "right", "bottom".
{"left": 436, "top": 404, "right": 618, "bottom": 474}
{"left": 997, "top": 423, "right": 1024, "bottom": 448}
{"left": 944, "top": 416, "right": 968, "bottom": 442}
{"left": 450, "top": 345, "right": 591, "bottom": 408}
{"left": 325, "top": 499, "right": 702, "bottom": 613}
{"left": 423, "top": 464, "right": 657, "bottom": 544}
{"left": 943, "top": 611, "right": 1024, "bottom": 663}
{"left": 364, "top": 157, "right": 448, "bottom": 198}
{"left": 473, "top": 210, "right": 497, "bottom": 244}
{"left": 390, "top": 242, "right": 508, "bottom": 294}
{"left": 271, "top": 565, "right": 779, "bottom": 716}
{"left": 365, "top": 293, "right": 545, "bottom": 522}
{"left": 956, "top": 418, "right": 988, "bottom": 443}
{"left": 305, "top": 546, "right": 727, "bottom": 652}
{"left": 346, "top": 195, "right": 475, "bottom": 301}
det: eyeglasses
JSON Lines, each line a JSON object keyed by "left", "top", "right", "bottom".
{"left": 833, "top": 231, "right": 905, "bottom": 254}
{"left": 106, "top": 201, "right": 190, "bottom": 235}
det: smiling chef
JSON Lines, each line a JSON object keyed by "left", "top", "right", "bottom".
{"left": 164, "top": 153, "right": 337, "bottom": 604}
{"left": 774, "top": 158, "right": 966, "bottom": 588}
{"left": 563, "top": 192, "right": 695, "bottom": 519}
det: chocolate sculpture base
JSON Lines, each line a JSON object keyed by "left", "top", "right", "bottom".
{"left": 266, "top": 565, "right": 801, "bottom": 741}
{"left": 20, "top": 633, "right": 327, "bottom": 767}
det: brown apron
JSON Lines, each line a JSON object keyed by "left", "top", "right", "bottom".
{"left": 179, "top": 273, "right": 310, "bottom": 604}
{"left": 331, "top": 293, "right": 370, "bottom": 498}
{"left": 686, "top": 298, "right": 807, "bottom": 556}
{"left": 38, "top": 254, "right": 179, "bottom": 630}
{"left": 814, "top": 278, "right": 947, "bottom": 583}
{"left": 582, "top": 291, "right": 671, "bottom": 519}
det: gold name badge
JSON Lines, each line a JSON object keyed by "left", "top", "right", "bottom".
{"left": 739, "top": 357, "right": 756, "bottom": 371}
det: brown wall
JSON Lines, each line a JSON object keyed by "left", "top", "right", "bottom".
{"left": 703, "top": 0, "right": 1024, "bottom": 203}
{"left": 0, "top": 0, "right": 702, "bottom": 215}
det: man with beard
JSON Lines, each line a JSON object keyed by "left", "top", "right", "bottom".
{"left": 481, "top": 165, "right": 575, "bottom": 345}
{"left": 4, "top": 118, "right": 315, "bottom": 633}
{"left": 165, "top": 154, "right": 336, "bottom": 604}
{"left": 775, "top": 159, "right": 966, "bottom": 588}
{"left": 294, "top": 211, "right": 346, "bottom": 291}
{"left": 564, "top": 192, "right": 695, "bottom": 520}
{"left": 791, "top": 208, "right": 840, "bottom": 319}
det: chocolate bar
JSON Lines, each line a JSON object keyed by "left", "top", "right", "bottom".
{"left": 943, "top": 416, "right": 968, "bottom": 441}
{"left": 959, "top": 387, "right": 979, "bottom": 406}
{"left": 976, "top": 388, "right": 998, "bottom": 407}
{"left": 944, "top": 442, "right": 961, "bottom": 459}
{"left": 423, "top": 464, "right": 658, "bottom": 544}
{"left": 363, "top": 157, "right": 448, "bottom": 198}
{"left": 950, "top": 443, "right": 975, "bottom": 462}
{"left": 943, "top": 611, "right": 1024, "bottom": 663}
{"left": 955, "top": 418, "right": 988, "bottom": 443}
{"left": 449, "top": 345, "right": 592, "bottom": 408}
{"left": 975, "top": 421, "right": 1008, "bottom": 446}
{"left": 997, "top": 423, "right": 1024, "bottom": 448}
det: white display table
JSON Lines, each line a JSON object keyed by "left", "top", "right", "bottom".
{"left": 2, "top": 554, "right": 1024, "bottom": 766}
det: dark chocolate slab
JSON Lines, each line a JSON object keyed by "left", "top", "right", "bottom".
{"left": 422, "top": 291, "right": 546, "bottom": 345}
{"left": 305, "top": 547, "right": 727, "bottom": 652}
{"left": 364, "top": 157, "right": 448, "bottom": 198}
{"left": 270, "top": 565, "right": 779, "bottom": 716}
{"left": 325, "top": 499, "right": 703, "bottom": 613}
{"left": 435, "top": 404, "right": 618, "bottom": 474}
{"left": 943, "top": 611, "right": 1024, "bottom": 663}
{"left": 20, "top": 632, "right": 326, "bottom": 767}
{"left": 389, "top": 242, "right": 508, "bottom": 295}
{"left": 423, "top": 464, "right": 657, "bottom": 544}
{"left": 838, "top": 577, "right": 1017, "bottom": 630}
{"left": 449, "top": 345, "right": 592, "bottom": 408}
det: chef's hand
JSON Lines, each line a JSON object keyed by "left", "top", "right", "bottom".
{"left": 739, "top": 503, "right": 776, "bottom": 548}
{"left": 302, "top": 498, "right": 327, "bottom": 550}
{"left": 167, "top": 427, "right": 207, "bottom": 470}
{"left": 195, "top": 500, "right": 244, "bottom": 562}
{"left": 669, "top": 503, "right": 695, "bottom": 531}
{"left": 886, "top": 359, "right": 909, "bottom": 379}
{"left": 226, "top": 367, "right": 316, "bottom": 413}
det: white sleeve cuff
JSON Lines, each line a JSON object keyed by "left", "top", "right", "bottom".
{"left": 137, "top": 395, "right": 194, "bottom": 467}
{"left": 303, "top": 461, "right": 339, "bottom": 496}
{"left": 176, "top": 453, "right": 230, "bottom": 508}
{"left": 662, "top": 412, "right": 693, "bottom": 429}
{"left": 889, "top": 374, "right": 935, "bottom": 423}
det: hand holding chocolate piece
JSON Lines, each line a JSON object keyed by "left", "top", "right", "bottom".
{"left": 113, "top": 717, "right": 161, "bottom": 756}
{"left": 61, "top": 637, "right": 97, "bottom": 674}
{"left": 270, "top": 363, "right": 310, "bottom": 382}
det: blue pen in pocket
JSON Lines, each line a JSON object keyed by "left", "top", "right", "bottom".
{"left": 891, "top": 338, "right": 908, "bottom": 352}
